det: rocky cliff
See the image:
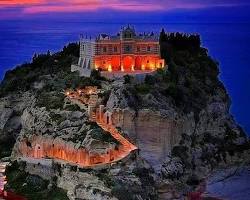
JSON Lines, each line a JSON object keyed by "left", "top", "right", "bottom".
{"left": 0, "top": 34, "right": 249, "bottom": 200}
{"left": 105, "top": 77, "right": 249, "bottom": 179}
{"left": 0, "top": 92, "right": 35, "bottom": 158}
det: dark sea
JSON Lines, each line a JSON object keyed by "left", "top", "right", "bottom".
{"left": 0, "top": 12, "right": 249, "bottom": 134}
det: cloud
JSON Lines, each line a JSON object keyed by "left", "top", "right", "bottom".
{"left": 0, "top": 0, "right": 43, "bottom": 6}
{"left": 0, "top": 0, "right": 250, "bottom": 15}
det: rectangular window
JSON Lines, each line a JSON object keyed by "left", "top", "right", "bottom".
{"left": 125, "top": 45, "right": 131, "bottom": 53}
{"left": 137, "top": 47, "right": 140, "bottom": 52}
{"left": 103, "top": 47, "right": 107, "bottom": 53}
{"left": 147, "top": 46, "right": 151, "bottom": 52}
{"left": 114, "top": 46, "right": 118, "bottom": 52}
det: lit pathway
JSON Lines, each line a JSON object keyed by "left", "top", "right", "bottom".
{"left": 96, "top": 120, "right": 137, "bottom": 159}
{"left": 67, "top": 91, "right": 138, "bottom": 165}
{"left": 17, "top": 91, "right": 137, "bottom": 169}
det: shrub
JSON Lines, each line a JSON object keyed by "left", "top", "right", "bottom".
{"left": 0, "top": 43, "right": 79, "bottom": 96}
{"left": 135, "top": 84, "right": 151, "bottom": 94}
{"left": 111, "top": 184, "right": 134, "bottom": 200}
{"left": 36, "top": 91, "right": 65, "bottom": 110}
{"left": 96, "top": 172, "right": 115, "bottom": 188}
{"left": 144, "top": 75, "right": 156, "bottom": 85}
{"left": 49, "top": 113, "right": 65, "bottom": 124}
{"left": 90, "top": 128, "right": 120, "bottom": 145}
{"left": 64, "top": 104, "right": 80, "bottom": 111}
{"left": 124, "top": 75, "right": 132, "bottom": 84}
{"left": 100, "top": 90, "right": 111, "bottom": 105}
{"left": 6, "top": 162, "right": 69, "bottom": 200}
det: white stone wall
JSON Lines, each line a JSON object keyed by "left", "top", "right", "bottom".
{"left": 71, "top": 36, "right": 96, "bottom": 77}
{"left": 79, "top": 37, "right": 95, "bottom": 70}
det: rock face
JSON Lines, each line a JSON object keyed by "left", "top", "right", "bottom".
{"left": 111, "top": 108, "right": 182, "bottom": 170}
{"left": 205, "top": 165, "right": 250, "bottom": 200}
{"left": 15, "top": 154, "right": 157, "bottom": 200}
{"left": 0, "top": 92, "right": 35, "bottom": 157}
{"left": 106, "top": 79, "right": 249, "bottom": 183}
{"left": 106, "top": 86, "right": 193, "bottom": 171}
{"left": 58, "top": 167, "right": 117, "bottom": 200}
{"left": 159, "top": 85, "right": 249, "bottom": 188}
{"left": 12, "top": 106, "right": 122, "bottom": 167}
{"left": 1, "top": 39, "right": 249, "bottom": 199}
{"left": 1, "top": 74, "right": 249, "bottom": 199}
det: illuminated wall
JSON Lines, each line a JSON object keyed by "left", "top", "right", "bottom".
{"left": 94, "top": 26, "right": 165, "bottom": 72}
{"left": 73, "top": 26, "right": 166, "bottom": 77}
{"left": 94, "top": 55, "right": 164, "bottom": 72}
{"left": 17, "top": 135, "right": 127, "bottom": 167}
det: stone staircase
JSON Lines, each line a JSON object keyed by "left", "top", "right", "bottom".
{"left": 96, "top": 121, "right": 137, "bottom": 153}
{"left": 91, "top": 112, "right": 96, "bottom": 121}
{"left": 66, "top": 90, "right": 138, "bottom": 166}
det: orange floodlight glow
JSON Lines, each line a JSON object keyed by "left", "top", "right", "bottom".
{"left": 108, "top": 65, "right": 112, "bottom": 72}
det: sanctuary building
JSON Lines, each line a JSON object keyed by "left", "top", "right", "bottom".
{"left": 71, "top": 25, "right": 165, "bottom": 77}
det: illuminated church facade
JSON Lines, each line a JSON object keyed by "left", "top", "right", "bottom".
{"left": 71, "top": 25, "right": 165, "bottom": 76}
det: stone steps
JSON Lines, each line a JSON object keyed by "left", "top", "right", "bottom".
{"left": 67, "top": 92, "right": 138, "bottom": 166}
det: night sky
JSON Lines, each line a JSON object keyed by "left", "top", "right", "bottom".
{"left": 1, "top": 0, "right": 250, "bottom": 18}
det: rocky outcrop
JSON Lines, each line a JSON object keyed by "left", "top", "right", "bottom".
{"left": 58, "top": 167, "right": 117, "bottom": 200}
{"left": 0, "top": 92, "right": 35, "bottom": 158}
{"left": 12, "top": 106, "right": 124, "bottom": 167}
{"left": 111, "top": 108, "right": 182, "bottom": 170}
{"left": 159, "top": 86, "right": 249, "bottom": 193}
{"left": 106, "top": 86, "right": 195, "bottom": 170}
{"left": 12, "top": 153, "right": 157, "bottom": 200}
{"left": 105, "top": 76, "right": 249, "bottom": 192}
{"left": 1, "top": 38, "right": 249, "bottom": 199}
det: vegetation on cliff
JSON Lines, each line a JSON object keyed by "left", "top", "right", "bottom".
{"left": 5, "top": 161, "right": 69, "bottom": 200}
{"left": 117, "top": 30, "right": 250, "bottom": 192}
{"left": 123, "top": 29, "right": 224, "bottom": 118}
{"left": 0, "top": 43, "right": 108, "bottom": 158}
{"left": 0, "top": 43, "right": 103, "bottom": 111}
{"left": 0, "top": 135, "right": 16, "bottom": 158}
{"left": 0, "top": 29, "right": 249, "bottom": 199}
